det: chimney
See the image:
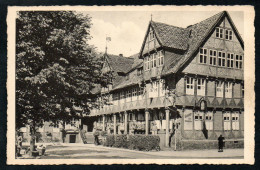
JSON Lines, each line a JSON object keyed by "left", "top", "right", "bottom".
{"left": 119, "top": 54, "right": 123, "bottom": 57}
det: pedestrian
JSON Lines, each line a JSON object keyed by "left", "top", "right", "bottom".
{"left": 218, "top": 134, "right": 225, "bottom": 152}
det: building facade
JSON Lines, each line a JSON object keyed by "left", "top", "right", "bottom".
{"left": 90, "top": 11, "right": 244, "bottom": 148}
{"left": 18, "top": 11, "right": 244, "bottom": 147}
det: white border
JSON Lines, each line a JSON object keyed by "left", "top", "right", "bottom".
{"left": 7, "top": 5, "right": 255, "bottom": 165}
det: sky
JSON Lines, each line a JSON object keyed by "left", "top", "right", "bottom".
{"left": 83, "top": 11, "right": 244, "bottom": 57}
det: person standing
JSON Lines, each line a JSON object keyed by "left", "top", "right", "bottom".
{"left": 218, "top": 135, "right": 225, "bottom": 152}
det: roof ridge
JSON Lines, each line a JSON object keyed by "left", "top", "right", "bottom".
{"left": 189, "top": 11, "right": 225, "bottom": 28}
{"left": 151, "top": 20, "right": 186, "bottom": 30}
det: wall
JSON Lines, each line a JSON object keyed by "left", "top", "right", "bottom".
{"left": 182, "top": 16, "right": 244, "bottom": 80}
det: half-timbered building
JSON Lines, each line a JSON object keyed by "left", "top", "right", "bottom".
{"left": 89, "top": 11, "right": 244, "bottom": 148}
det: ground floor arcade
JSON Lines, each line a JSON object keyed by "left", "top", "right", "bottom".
{"left": 91, "top": 106, "right": 244, "bottom": 148}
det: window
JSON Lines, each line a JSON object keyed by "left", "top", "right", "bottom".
{"left": 132, "top": 88, "right": 137, "bottom": 97}
{"left": 120, "top": 91, "right": 125, "bottom": 100}
{"left": 225, "top": 82, "right": 232, "bottom": 98}
{"left": 197, "top": 78, "right": 206, "bottom": 96}
{"left": 152, "top": 53, "right": 157, "bottom": 68}
{"left": 149, "top": 30, "right": 155, "bottom": 41}
{"left": 216, "top": 27, "right": 224, "bottom": 38}
{"left": 216, "top": 81, "right": 224, "bottom": 97}
{"left": 227, "top": 53, "right": 234, "bottom": 68}
{"left": 137, "top": 68, "right": 143, "bottom": 75}
{"left": 194, "top": 111, "right": 203, "bottom": 130}
{"left": 218, "top": 51, "right": 226, "bottom": 67}
{"left": 126, "top": 89, "right": 132, "bottom": 98}
{"left": 235, "top": 55, "right": 243, "bottom": 69}
{"left": 113, "top": 93, "right": 119, "bottom": 101}
{"left": 205, "top": 112, "right": 213, "bottom": 130}
{"left": 225, "top": 29, "right": 233, "bottom": 40}
{"left": 205, "top": 113, "right": 212, "bottom": 120}
{"left": 199, "top": 48, "right": 207, "bottom": 64}
{"left": 209, "top": 50, "right": 217, "bottom": 66}
{"left": 186, "top": 77, "right": 194, "bottom": 95}
{"left": 147, "top": 56, "right": 151, "bottom": 70}
{"left": 137, "top": 87, "right": 144, "bottom": 96}
{"left": 223, "top": 112, "right": 231, "bottom": 130}
{"left": 144, "top": 57, "right": 147, "bottom": 71}
{"left": 232, "top": 112, "right": 239, "bottom": 130}
{"left": 158, "top": 50, "right": 164, "bottom": 66}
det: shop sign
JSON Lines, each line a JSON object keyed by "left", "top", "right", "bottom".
{"left": 184, "top": 112, "right": 192, "bottom": 122}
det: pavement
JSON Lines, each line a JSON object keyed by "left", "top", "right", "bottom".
{"left": 38, "top": 143, "right": 243, "bottom": 159}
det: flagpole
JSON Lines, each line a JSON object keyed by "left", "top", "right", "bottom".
{"left": 105, "top": 35, "right": 108, "bottom": 54}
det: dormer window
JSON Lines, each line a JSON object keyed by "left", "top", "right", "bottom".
{"left": 137, "top": 68, "right": 143, "bottom": 75}
{"left": 216, "top": 27, "right": 224, "bottom": 39}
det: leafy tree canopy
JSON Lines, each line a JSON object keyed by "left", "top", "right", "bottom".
{"left": 16, "top": 11, "right": 110, "bottom": 131}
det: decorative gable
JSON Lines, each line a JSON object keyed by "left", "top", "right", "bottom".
{"left": 182, "top": 13, "right": 244, "bottom": 80}
{"left": 142, "top": 26, "right": 161, "bottom": 56}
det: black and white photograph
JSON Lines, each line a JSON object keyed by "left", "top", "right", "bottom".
{"left": 7, "top": 6, "right": 255, "bottom": 165}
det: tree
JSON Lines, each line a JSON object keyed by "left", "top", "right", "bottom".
{"left": 16, "top": 11, "right": 111, "bottom": 155}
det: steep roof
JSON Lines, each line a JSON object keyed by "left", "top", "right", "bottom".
{"left": 98, "top": 11, "right": 244, "bottom": 92}
{"left": 151, "top": 21, "right": 190, "bottom": 51}
{"left": 162, "top": 11, "right": 242, "bottom": 75}
{"left": 105, "top": 54, "right": 134, "bottom": 74}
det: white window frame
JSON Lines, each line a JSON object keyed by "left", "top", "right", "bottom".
{"left": 227, "top": 53, "right": 234, "bottom": 68}
{"left": 205, "top": 111, "right": 213, "bottom": 130}
{"left": 132, "top": 88, "right": 137, "bottom": 101}
{"left": 235, "top": 55, "right": 243, "bottom": 69}
{"left": 218, "top": 51, "right": 226, "bottom": 67}
{"left": 232, "top": 112, "right": 239, "bottom": 130}
{"left": 225, "top": 82, "right": 233, "bottom": 98}
{"left": 186, "top": 77, "right": 194, "bottom": 95}
{"left": 209, "top": 49, "right": 217, "bottom": 66}
{"left": 194, "top": 111, "right": 203, "bottom": 130}
{"left": 197, "top": 78, "right": 206, "bottom": 96}
{"left": 152, "top": 53, "right": 157, "bottom": 68}
{"left": 126, "top": 89, "right": 132, "bottom": 98}
{"left": 223, "top": 112, "right": 231, "bottom": 130}
{"left": 216, "top": 27, "right": 224, "bottom": 39}
{"left": 147, "top": 56, "right": 151, "bottom": 70}
{"left": 225, "top": 29, "right": 233, "bottom": 40}
{"left": 158, "top": 50, "right": 164, "bottom": 66}
{"left": 216, "top": 81, "right": 224, "bottom": 98}
{"left": 199, "top": 48, "right": 207, "bottom": 64}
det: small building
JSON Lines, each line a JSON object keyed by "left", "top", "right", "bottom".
{"left": 89, "top": 11, "right": 244, "bottom": 149}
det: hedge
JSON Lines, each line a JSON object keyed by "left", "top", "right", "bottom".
{"left": 103, "top": 134, "right": 160, "bottom": 151}
{"left": 128, "top": 135, "right": 160, "bottom": 151}
{"left": 179, "top": 140, "right": 244, "bottom": 150}
{"left": 103, "top": 135, "right": 115, "bottom": 147}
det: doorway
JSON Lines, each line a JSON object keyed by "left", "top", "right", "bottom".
{"left": 69, "top": 135, "right": 76, "bottom": 143}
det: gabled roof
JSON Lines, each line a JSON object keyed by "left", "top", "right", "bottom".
{"left": 105, "top": 54, "right": 134, "bottom": 74}
{"left": 151, "top": 21, "right": 190, "bottom": 51}
{"left": 96, "top": 11, "right": 244, "bottom": 93}
{"left": 162, "top": 11, "right": 244, "bottom": 75}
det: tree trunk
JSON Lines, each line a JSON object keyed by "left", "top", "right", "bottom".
{"left": 29, "top": 126, "right": 36, "bottom": 157}
{"left": 62, "top": 121, "right": 66, "bottom": 143}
